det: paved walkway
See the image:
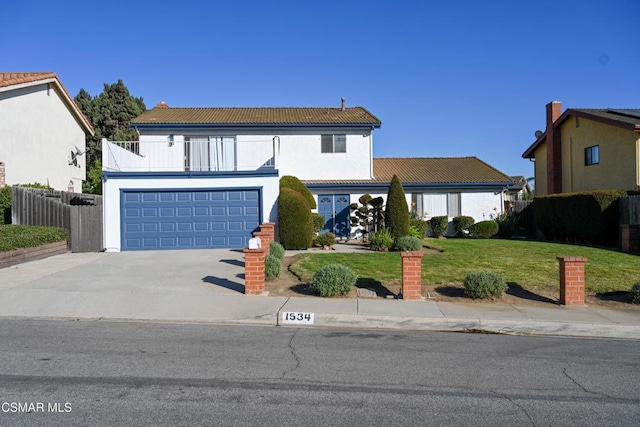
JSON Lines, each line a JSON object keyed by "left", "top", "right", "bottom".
{"left": 0, "top": 249, "right": 638, "bottom": 340}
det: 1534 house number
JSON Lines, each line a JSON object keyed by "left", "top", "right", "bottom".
{"left": 281, "top": 312, "right": 315, "bottom": 324}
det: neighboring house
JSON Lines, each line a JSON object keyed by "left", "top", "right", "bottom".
{"left": 0, "top": 72, "right": 94, "bottom": 192}
{"left": 505, "top": 176, "right": 532, "bottom": 201}
{"left": 102, "top": 100, "right": 512, "bottom": 251}
{"left": 522, "top": 101, "right": 640, "bottom": 195}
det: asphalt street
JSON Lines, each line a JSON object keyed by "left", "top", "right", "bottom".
{"left": 1, "top": 320, "right": 639, "bottom": 426}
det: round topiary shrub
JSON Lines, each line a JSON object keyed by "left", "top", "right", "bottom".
{"left": 429, "top": 216, "right": 449, "bottom": 238}
{"left": 278, "top": 187, "right": 313, "bottom": 249}
{"left": 265, "top": 254, "right": 282, "bottom": 281}
{"left": 394, "top": 236, "right": 423, "bottom": 251}
{"left": 630, "top": 282, "right": 640, "bottom": 304}
{"left": 453, "top": 216, "right": 475, "bottom": 237}
{"left": 280, "top": 175, "right": 316, "bottom": 209}
{"left": 313, "top": 232, "right": 336, "bottom": 248}
{"left": 469, "top": 220, "right": 499, "bottom": 238}
{"left": 311, "top": 264, "right": 357, "bottom": 297}
{"left": 269, "top": 241, "right": 285, "bottom": 260}
{"left": 463, "top": 271, "right": 507, "bottom": 299}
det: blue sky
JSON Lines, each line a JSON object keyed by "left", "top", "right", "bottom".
{"left": 3, "top": 0, "right": 639, "bottom": 180}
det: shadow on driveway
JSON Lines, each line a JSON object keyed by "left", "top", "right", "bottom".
{"left": 202, "top": 276, "right": 244, "bottom": 294}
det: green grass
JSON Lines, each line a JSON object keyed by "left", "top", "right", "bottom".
{"left": 290, "top": 238, "right": 640, "bottom": 293}
{"left": 0, "top": 225, "right": 68, "bottom": 252}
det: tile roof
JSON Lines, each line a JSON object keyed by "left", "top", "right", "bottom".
{"left": 131, "top": 106, "right": 381, "bottom": 127}
{"left": 0, "top": 72, "right": 94, "bottom": 135}
{"left": 303, "top": 157, "right": 513, "bottom": 186}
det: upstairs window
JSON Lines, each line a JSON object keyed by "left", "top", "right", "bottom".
{"left": 585, "top": 145, "right": 599, "bottom": 166}
{"left": 321, "top": 134, "right": 346, "bottom": 153}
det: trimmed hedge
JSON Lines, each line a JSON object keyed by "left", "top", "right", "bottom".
{"left": 311, "top": 263, "right": 357, "bottom": 297}
{"left": 453, "top": 216, "right": 474, "bottom": 237}
{"left": 384, "top": 175, "right": 409, "bottom": 239}
{"left": 429, "top": 216, "right": 448, "bottom": 238}
{"left": 278, "top": 187, "right": 313, "bottom": 249}
{"left": 533, "top": 190, "right": 626, "bottom": 246}
{"left": 469, "top": 220, "right": 499, "bottom": 238}
{"left": 280, "top": 175, "right": 316, "bottom": 209}
{"left": 0, "top": 225, "right": 68, "bottom": 252}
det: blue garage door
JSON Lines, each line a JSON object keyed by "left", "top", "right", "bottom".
{"left": 121, "top": 189, "right": 260, "bottom": 250}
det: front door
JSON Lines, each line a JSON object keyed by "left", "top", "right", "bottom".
{"left": 318, "top": 194, "right": 350, "bottom": 238}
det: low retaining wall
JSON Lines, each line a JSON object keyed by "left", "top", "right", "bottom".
{"left": 0, "top": 241, "right": 68, "bottom": 269}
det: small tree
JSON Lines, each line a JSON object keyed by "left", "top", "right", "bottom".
{"left": 350, "top": 194, "right": 384, "bottom": 241}
{"left": 384, "top": 175, "right": 409, "bottom": 239}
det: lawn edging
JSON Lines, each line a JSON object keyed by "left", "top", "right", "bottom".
{"left": 0, "top": 240, "right": 68, "bottom": 269}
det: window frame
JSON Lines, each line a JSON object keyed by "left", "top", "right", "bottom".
{"left": 584, "top": 145, "right": 599, "bottom": 166}
{"left": 321, "top": 134, "right": 347, "bottom": 153}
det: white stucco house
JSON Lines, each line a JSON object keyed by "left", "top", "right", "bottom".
{"left": 0, "top": 72, "right": 95, "bottom": 192}
{"left": 102, "top": 100, "right": 513, "bottom": 251}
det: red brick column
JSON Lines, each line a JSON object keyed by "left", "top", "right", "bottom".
{"left": 243, "top": 248, "right": 267, "bottom": 295}
{"left": 252, "top": 231, "right": 269, "bottom": 248}
{"left": 259, "top": 222, "right": 275, "bottom": 246}
{"left": 401, "top": 251, "right": 424, "bottom": 300}
{"left": 557, "top": 256, "right": 587, "bottom": 306}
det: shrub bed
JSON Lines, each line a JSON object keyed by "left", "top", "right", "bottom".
{"left": 0, "top": 225, "right": 68, "bottom": 252}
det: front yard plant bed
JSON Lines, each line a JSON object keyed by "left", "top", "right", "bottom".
{"left": 289, "top": 239, "right": 639, "bottom": 294}
{"left": 0, "top": 225, "right": 69, "bottom": 268}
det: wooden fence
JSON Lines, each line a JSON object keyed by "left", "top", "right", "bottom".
{"left": 11, "top": 187, "right": 103, "bottom": 252}
{"left": 620, "top": 195, "right": 640, "bottom": 225}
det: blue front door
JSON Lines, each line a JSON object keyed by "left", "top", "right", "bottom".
{"left": 318, "top": 194, "right": 350, "bottom": 238}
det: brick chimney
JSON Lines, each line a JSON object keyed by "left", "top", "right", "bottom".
{"left": 0, "top": 162, "right": 5, "bottom": 188}
{"left": 546, "top": 101, "right": 563, "bottom": 194}
{"left": 156, "top": 101, "right": 169, "bottom": 109}
{"left": 341, "top": 97, "right": 346, "bottom": 111}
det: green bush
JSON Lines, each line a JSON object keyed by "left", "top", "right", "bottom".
{"left": 409, "top": 218, "right": 428, "bottom": 238}
{"left": 496, "top": 211, "right": 521, "bottom": 239}
{"left": 280, "top": 175, "right": 316, "bottom": 209}
{"left": 278, "top": 187, "right": 313, "bottom": 249}
{"left": 384, "top": 175, "right": 409, "bottom": 239}
{"left": 368, "top": 228, "right": 394, "bottom": 251}
{"left": 0, "top": 187, "right": 10, "bottom": 224}
{"left": 313, "top": 232, "right": 336, "bottom": 247}
{"left": 429, "top": 216, "right": 448, "bottom": 238}
{"left": 269, "top": 241, "right": 285, "bottom": 260}
{"left": 453, "top": 216, "right": 474, "bottom": 237}
{"left": 533, "top": 190, "right": 626, "bottom": 246}
{"left": 312, "top": 213, "right": 326, "bottom": 233}
{"left": 394, "top": 236, "right": 423, "bottom": 251}
{"left": 463, "top": 271, "right": 507, "bottom": 299}
{"left": 265, "top": 254, "right": 282, "bottom": 281}
{"left": 311, "top": 264, "right": 357, "bottom": 297}
{"left": 0, "top": 225, "right": 68, "bottom": 252}
{"left": 469, "top": 220, "right": 499, "bottom": 238}
{"left": 631, "top": 282, "right": 640, "bottom": 305}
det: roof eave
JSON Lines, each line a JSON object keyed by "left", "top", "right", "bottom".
{"left": 130, "top": 122, "right": 380, "bottom": 129}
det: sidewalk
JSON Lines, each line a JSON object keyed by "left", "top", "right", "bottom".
{"left": 0, "top": 250, "right": 639, "bottom": 340}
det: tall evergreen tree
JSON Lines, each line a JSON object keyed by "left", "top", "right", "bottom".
{"left": 74, "top": 80, "right": 146, "bottom": 193}
{"left": 384, "top": 175, "right": 410, "bottom": 239}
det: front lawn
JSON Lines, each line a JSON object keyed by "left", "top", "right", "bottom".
{"left": 289, "top": 238, "right": 639, "bottom": 293}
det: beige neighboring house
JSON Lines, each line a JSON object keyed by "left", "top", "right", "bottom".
{"left": 0, "top": 72, "right": 94, "bottom": 192}
{"left": 522, "top": 101, "right": 640, "bottom": 195}
{"left": 505, "top": 175, "right": 532, "bottom": 201}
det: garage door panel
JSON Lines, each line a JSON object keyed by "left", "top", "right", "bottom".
{"left": 122, "top": 189, "right": 260, "bottom": 250}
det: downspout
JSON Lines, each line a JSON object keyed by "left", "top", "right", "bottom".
{"left": 369, "top": 129, "right": 374, "bottom": 179}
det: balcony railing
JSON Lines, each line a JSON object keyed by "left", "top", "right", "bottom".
{"left": 102, "top": 138, "right": 278, "bottom": 173}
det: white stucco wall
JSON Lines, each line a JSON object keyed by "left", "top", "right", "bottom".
{"left": 133, "top": 128, "right": 374, "bottom": 179}
{"left": 103, "top": 175, "right": 280, "bottom": 251}
{"left": 0, "top": 83, "right": 86, "bottom": 191}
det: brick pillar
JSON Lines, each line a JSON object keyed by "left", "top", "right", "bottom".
{"left": 259, "top": 222, "right": 275, "bottom": 246}
{"left": 557, "top": 256, "right": 587, "bottom": 306}
{"left": 243, "top": 248, "right": 267, "bottom": 295}
{"left": 621, "top": 224, "right": 640, "bottom": 254}
{"left": 401, "top": 251, "right": 424, "bottom": 300}
{"left": 252, "top": 231, "right": 270, "bottom": 248}
{"left": 0, "top": 162, "right": 5, "bottom": 188}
